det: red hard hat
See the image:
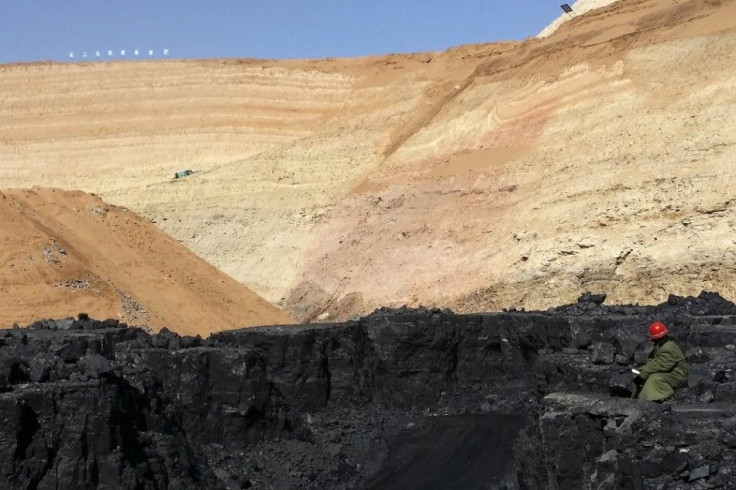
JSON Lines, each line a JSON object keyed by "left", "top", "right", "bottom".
{"left": 649, "top": 322, "right": 668, "bottom": 340}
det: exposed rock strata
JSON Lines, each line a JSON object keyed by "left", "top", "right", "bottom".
{"left": 2, "top": 1, "right": 736, "bottom": 317}
{"left": 1, "top": 292, "right": 736, "bottom": 488}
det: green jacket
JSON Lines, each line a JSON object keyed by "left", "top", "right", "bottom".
{"left": 640, "top": 338, "right": 689, "bottom": 382}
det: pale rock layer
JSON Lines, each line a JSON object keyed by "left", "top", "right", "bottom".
{"left": 1, "top": 0, "right": 734, "bottom": 321}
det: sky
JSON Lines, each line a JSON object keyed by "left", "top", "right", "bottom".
{"left": 0, "top": 1, "right": 567, "bottom": 64}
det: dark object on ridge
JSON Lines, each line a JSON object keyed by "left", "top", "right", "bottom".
{"left": 174, "top": 169, "right": 194, "bottom": 179}
{"left": 661, "top": 291, "right": 736, "bottom": 316}
{"left": 578, "top": 292, "right": 606, "bottom": 305}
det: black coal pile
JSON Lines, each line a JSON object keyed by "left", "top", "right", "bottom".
{"left": 549, "top": 290, "right": 736, "bottom": 317}
{"left": 2, "top": 292, "right": 736, "bottom": 489}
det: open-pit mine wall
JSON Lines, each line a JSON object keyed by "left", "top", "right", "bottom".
{"left": 1, "top": 0, "right": 736, "bottom": 320}
{"left": 3, "top": 292, "right": 736, "bottom": 488}
{"left": 0, "top": 55, "right": 449, "bottom": 304}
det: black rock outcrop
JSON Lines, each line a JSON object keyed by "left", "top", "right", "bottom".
{"left": 1, "top": 292, "right": 736, "bottom": 488}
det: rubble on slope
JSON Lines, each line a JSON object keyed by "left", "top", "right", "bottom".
{"left": 547, "top": 290, "right": 736, "bottom": 317}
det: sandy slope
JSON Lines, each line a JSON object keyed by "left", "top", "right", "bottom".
{"left": 1, "top": 0, "right": 735, "bottom": 321}
{"left": 539, "top": 0, "right": 620, "bottom": 37}
{"left": 0, "top": 188, "right": 291, "bottom": 334}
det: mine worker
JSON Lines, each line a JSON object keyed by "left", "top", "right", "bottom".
{"left": 633, "top": 321, "right": 689, "bottom": 402}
